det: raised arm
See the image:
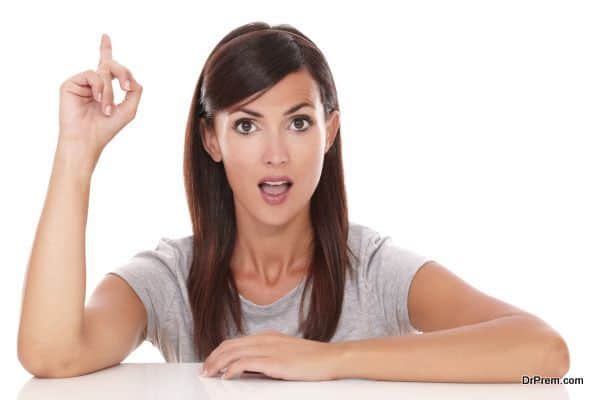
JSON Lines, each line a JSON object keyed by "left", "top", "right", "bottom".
{"left": 17, "top": 33, "right": 143, "bottom": 377}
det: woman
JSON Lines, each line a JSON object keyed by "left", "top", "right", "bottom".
{"left": 18, "top": 22, "right": 569, "bottom": 382}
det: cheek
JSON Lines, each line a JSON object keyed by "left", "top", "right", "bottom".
{"left": 294, "top": 140, "right": 325, "bottom": 190}
{"left": 220, "top": 138, "right": 258, "bottom": 192}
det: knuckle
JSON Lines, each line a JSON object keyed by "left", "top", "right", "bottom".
{"left": 98, "top": 66, "right": 110, "bottom": 76}
{"left": 109, "top": 59, "right": 120, "bottom": 71}
{"left": 126, "top": 111, "right": 135, "bottom": 121}
{"left": 115, "top": 60, "right": 126, "bottom": 71}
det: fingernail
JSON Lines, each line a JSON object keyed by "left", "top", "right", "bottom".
{"left": 105, "top": 105, "right": 112, "bottom": 116}
{"left": 124, "top": 80, "right": 131, "bottom": 91}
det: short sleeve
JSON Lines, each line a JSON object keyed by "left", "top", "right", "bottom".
{"left": 362, "top": 232, "right": 433, "bottom": 335}
{"left": 107, "top": 238, "right": 182, "bottom": 346}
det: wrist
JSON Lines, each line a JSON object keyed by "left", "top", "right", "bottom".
{"left": 53, "top": 141, "right": 97, "bottom": 182}
{"left": 330, "top": 341, "right": 354, "bottom": 380}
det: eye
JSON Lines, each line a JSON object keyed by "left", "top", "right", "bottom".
{"left": 233, "top": 118, "right": 258, "bottom": 135}
{"left": 232, "top": 115, "right": 314, "bottom": 135}
{"left": 289, "top": 115, "right": 314, "bottom": 132}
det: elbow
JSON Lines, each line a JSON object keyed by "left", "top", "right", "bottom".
{"left": 18, "top": 346, "right": 76, "bottom": 379}
{"left": 540, "top": 334, "right": 570, "bottom": 378}
{"left": 21, "top": 360, "right": 78, "bottom": 379}
{"left": 18, "top": 343, "right": 46, "bottom": 378}
{"left": 20, "top": 363, "right": 64, "bottom": 379}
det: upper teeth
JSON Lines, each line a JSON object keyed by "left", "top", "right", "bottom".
{"left": 263, "top": 181, "right": 288, "bottom": 185}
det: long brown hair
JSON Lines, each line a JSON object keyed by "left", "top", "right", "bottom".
{"left": 183, "top": 21, "right": 357, "bottom": 361}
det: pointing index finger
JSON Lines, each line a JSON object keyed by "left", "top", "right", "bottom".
{"left": 100, "top": 33, "right": 112, "bottom": 62}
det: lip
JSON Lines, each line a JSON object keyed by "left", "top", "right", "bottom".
{"left": 258, "top": 182, "right": 292, "bottom": 205}
{"left": 258, "top": 175, "right": 293, "bottom": 185}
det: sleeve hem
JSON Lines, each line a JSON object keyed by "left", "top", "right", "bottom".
{"left": 400, "top": 259, "right": 434, "bottom": 334}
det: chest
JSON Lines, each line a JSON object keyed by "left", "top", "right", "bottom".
{"left": 233, "top": 274, "right": 306, "bottom": 306}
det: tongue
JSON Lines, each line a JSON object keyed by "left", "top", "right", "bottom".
{"left": 261, "top": 184, "right": 289, "bottom": 195}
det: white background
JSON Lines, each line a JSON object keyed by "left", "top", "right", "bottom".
{"left": 2, "top": 0, "right": 597, "bottom": 397}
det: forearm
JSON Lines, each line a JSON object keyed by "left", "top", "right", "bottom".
{"left": 18, "top": 141, "right": 94, "bottom": 371}
{"left": 334, "top": 314, "right": 569, "bottom": 383}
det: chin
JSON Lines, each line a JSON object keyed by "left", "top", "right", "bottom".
{"left": 256, "top": 209, "right": 295, "bottom": 227}
{"left": 255, "top": 201, "right": 310, "bottom": 229}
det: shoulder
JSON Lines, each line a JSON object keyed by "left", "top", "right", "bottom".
{"left": 158, "top": 234, "right": 195, "bottom": 277}
{"left": 347, "top": 221, "right": 384, "bottom": 279}
{"left": 347, "top": 221, "right": 387, "bottom": 265}
{"left": 348, "top": 221, "right": 431, "bottom": 281}
{"left": 113, "top": 234, "right": 194, "bottom": 283}
{"left": 348, "top": 220, "right": 381, "bottom": 249}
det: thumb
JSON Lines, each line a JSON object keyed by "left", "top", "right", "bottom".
{"left": 115, "top": 76, "right": 143, "bottom": 120}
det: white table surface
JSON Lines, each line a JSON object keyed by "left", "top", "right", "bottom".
{"left": 16, "top": 363, "right": 571, "bottom": 399}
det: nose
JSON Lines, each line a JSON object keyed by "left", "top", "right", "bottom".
{"left": 261, "top": 131, "right": 289, "bottom": 166}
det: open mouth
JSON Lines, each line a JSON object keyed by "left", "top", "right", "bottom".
{"left": 258, "top": 182, "right": 293, "bottom": 196}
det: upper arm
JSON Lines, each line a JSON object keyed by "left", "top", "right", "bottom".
{"left": 407, "top": 261, "right": 532, "bottom": 332}
{"left": 63, "top": 274, "right": 148, "bottom": 377}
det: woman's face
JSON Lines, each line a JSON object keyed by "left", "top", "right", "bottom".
{"left": 201, "top": 69, "right": 340, "bottom": 227}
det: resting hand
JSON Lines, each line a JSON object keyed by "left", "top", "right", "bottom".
{"left": 200, "top": 329, "right": 343, "bottom": 381}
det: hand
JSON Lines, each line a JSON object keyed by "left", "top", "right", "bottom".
{"left": 200, "top": 329, "right": 343, "bottom": 381}
{"left": 57, "top": 33, "right": 143, "bottom": 169}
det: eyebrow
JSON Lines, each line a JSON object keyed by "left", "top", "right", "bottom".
{"left": 230, "top": 101, "right": 315, "bottom": 118}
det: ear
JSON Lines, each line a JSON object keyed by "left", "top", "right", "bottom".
{"left": 325, "top": 109, "right": 340, "bottom": 153}
{"left": 199, "top": 119, "right": 223, "bottom": 162}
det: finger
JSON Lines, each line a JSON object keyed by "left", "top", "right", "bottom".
{"left": 63, "top": 85, "right": 94, "bottom": 99}
{"left": 204, "top": 337, "right": 240, "bottom": 366}
{"left": 64, "top": 69, "right": 104, "bottom": 102}
{"left": 112, "top": 75, "right": 143, "bottom": 120}
{"left": 203, "top": 341, "right": 243, "bottom": 375}
{"left": 98, "top": 58, "right": 137, "bottom": 116}
{"left": 98, "top": 66, "right": 114, "bottom": 116}
{"left": 221, "top": 356, "right": 275, "bottom": 380}
{"left": 97, "top": 34, "right": 114, "bottom": 115}
{"left": 99, "top": 33, "right": 112, "bottom": 63}
{"left": 204, "top": 335, "right": 261, "bottom": 367}
{"left": 206, "top": 342, "right": 275, "bottom": 377}
{"left": 108, "top": 59, "right": 135, "bottom": 92}
{"left": 205, "top": 332, "right": 282, "bottom": 367}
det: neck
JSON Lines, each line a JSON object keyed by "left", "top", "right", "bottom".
{"left": 231, "top": 205, "right": 314, "bottom": 286}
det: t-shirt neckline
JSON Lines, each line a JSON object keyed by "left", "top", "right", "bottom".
{"left": 239, "top": 275, "right": 308, "bottom": 310}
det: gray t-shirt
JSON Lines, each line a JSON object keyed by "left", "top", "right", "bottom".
{"left": 107, "top": 221, "right": 433, "bottom": 362}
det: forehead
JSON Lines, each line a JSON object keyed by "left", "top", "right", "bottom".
{"left": 226, "top": 68, "right": 321, "bottom": 114}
